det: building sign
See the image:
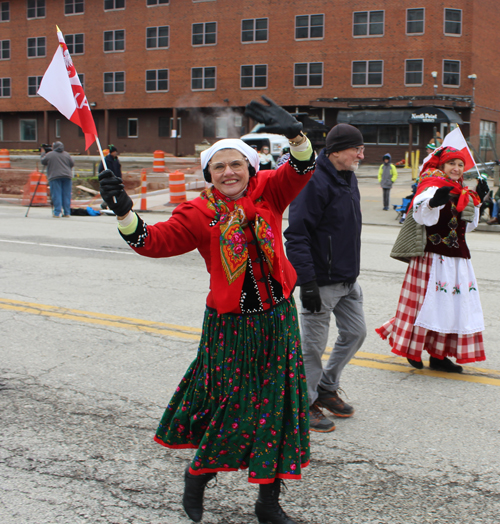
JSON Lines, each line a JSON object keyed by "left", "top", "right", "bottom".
{"left": 410, "top": 112, "right": 438, "bottom": 123}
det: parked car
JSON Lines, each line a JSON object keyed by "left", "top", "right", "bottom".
{"left": 240, "top": 124, "right": 290, "bottom": 159}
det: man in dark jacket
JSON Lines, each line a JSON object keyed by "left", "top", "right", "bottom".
{"left": 41, "top": 141, "right": 74, "bottom": 218}
{"left": 284, "top": 124, "right": 367, "bottom": 433}
{"left": 98, "top": 145, "right": 122, "bottom": 180}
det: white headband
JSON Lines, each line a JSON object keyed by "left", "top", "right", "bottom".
{"left": 200, "top": 139, "right": 261, "bottom": 173}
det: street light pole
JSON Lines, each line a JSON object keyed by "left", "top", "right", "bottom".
{"left": 468, "top": 74, "right": 477, "bottom": 113}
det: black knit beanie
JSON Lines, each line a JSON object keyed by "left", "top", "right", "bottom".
{"left": 325, "top": 124, "right": 364, "bottom": 154}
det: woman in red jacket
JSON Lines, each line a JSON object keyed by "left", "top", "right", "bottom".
{"left": 99, "top": 98, "right": 314, "bottom": 524}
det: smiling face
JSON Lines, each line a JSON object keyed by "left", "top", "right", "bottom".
{"left": 208, "top": 149, "right": 250, "bottom": 198}
{"left": 442, "top": 159, "right": 464, "bottom": 181}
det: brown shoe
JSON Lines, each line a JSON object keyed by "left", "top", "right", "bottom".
{"left": 487, "top": 217, "right": 498, "bottom": 225}
{"left": 309, "top": 403, "right": 335, "bottom": 432}
{"left": 316, "top": 388, "right": 354, "bottom": 418}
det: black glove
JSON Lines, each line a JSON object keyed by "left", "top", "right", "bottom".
{"left": 476, "top": 178, "right": 489, "bottom": 202}
{"left": 300, "top": 281, "right": 322, "bottom": 313}
{"left": 429, "top": 186, "right": 454, "bottom": 208}
{"left": 98, "top": 169, "right": 133, "bottom": 216}
{"left": 244, "top": 95, "right": 303, "bottom": 139}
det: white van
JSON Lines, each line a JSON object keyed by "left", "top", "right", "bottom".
{"left": 240, "top": 124, "right": 290, "bottom": 160}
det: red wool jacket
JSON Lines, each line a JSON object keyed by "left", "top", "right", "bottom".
{"left": 128, "top": 162, "right": 313, "bottom": 314}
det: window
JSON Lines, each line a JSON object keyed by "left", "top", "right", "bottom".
{"left": 147, "top": 0, "right": 168, "bottom": 4}
{"left": 0, "top": 120, "right": 2, "bottom": 140}
{"left": 104, "top": 0, "right": 124, "bottom": 9}
{"left": 294, "top": 62, "right": 323, "bottom": 87}
{"left": 65, "top": 33, "right": 84, "bottom": 54}
{"left": 20, "top": 119, "right": 37, "bottom": 141}
{"left": 28, "top": 75, "right": 42, "bottom": 95}
{"left": 444, "top": 8, "right": 462, "bottom": 35}
{"left": 407, "top": 8, "right": 424, "bottom": 34}
{"left": 78, "top": 73, "right": 84, "bottom": 88}
{"left": 128, "top": 118, "right": 138, "bottom": 138}
{"left": 1, "top": 2, "right": 9, "bottom": 21}
{"left": 295, "top": 14, "right": 324, "bottom": 40}
{"left": 104, "top": 30, "right": 125, "bottom": 52}
{"left": 358, "top": 125, "right": 419, "bottom": 146}
{"left": 104, "top": 71, "right": 125, "bottom": 93}
{"left": 65, "top": 0, "right": 84, "bottom": 14}
{"left": 27, "top": 37, "right": 46, "bottom": 57}
{"left": 0, "top": 39, "right": 9, "bottom": 59}
{"left": 27, "top": 0, "right": 45, "bottom": 19}
{"left": 216, "top": 117, "right": 228, "bottom": 138}
{"left": 353, "top": 10, "right": 384, "bottom": 36}
{"left": 443, "top": 60, "right": 460, "bottom": 86}
{"left": 241, "top": 18, "right": 268, "bottom": 43}
{"left": 352, "top": 60, "right": 383, "bottom": 86}
{"left": 146, "top": 26, "right": 169, "bottom": 48}
{"left": 241, "top": 65, "right": 267, "bottom": 89}
{"left": 159, "top": 117, "right": 169, "bottom": 137}
{"left": 0, "top": 77, "right": 10, "bottom": 97}
{"left": 479, "top": 121, "right": 496, "bottom": 150}
{"left": 170, "top": 117, "right": 181, "bottom": 137}
{"left": 55, "top": 119, "right": 61, "bottom": 138}
{"left": 191, "top": 67, "right": 216, "bottom": 90}
{"left": 146, "top": 69, "right": 168, "bottom": 91}
{"left": 192, "top": 22, "right": 216, "bottom": 46}
{"left": 405, "top": 59, "right": 423, "bottom": 85}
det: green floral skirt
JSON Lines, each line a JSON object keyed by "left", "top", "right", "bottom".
{"left": 154, "top": 297, "right": 310, "bottom": 484}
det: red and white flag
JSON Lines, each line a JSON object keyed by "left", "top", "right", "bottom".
{"left": 421, "top": 126, "right": 476, "bottom": 173}
{"left": 38, "top": 26, "right": 97, "bottom": 150}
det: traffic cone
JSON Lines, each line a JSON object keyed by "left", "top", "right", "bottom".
{"left": 22, "top": 171, "right": 48, "bottom": 206}
{"left": 140, "top": 169, "right": 147, "bottom": 211}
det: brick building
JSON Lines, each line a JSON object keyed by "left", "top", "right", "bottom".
{"left": 0, "top": 0, "right": 499, "bottom": 163}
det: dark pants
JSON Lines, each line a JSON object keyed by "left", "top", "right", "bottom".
{"left": 49, "top": 178, "right": 72, "bottom": 216}
{"left": 383, "top": 188, "right": 391, "bottom": 209}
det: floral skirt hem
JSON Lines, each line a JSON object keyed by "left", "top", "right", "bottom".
{"left": 154, "top": 298, "right": 310, "bottom": 483}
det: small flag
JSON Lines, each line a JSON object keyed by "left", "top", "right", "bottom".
{"left": 38, "top": 26, "right": 97, "bottom": 150}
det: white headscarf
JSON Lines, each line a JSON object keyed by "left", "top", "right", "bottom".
{"left": 200, "top": 139, "right": 260, "bottom": 173}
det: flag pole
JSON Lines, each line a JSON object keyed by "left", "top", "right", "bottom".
{"left": 457, "top": 125, "right": 485, "bottom": 180}
{"left": 95, "top": 135, "right": 108, "bottom": 170}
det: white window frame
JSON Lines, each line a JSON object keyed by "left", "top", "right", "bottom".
{"left": 27, "top": 75, "right": 42, "bottom": 96}
{"left": 0, "top": 77, "right": 11, "bottom": 97}
{"left": 215, "top": 117, "right": 228, "bottom": 138}
{"left": 240, "top": 64, "right": 268, "bottom": 90}
{"left": 65, "top": 33, "right": 84, "bottom": 55}
{"left": 20, "top": 119, "right": 37, "bottom": 142}
{"left": 128, "top": 118, "right": 138, "bottom": 138}
{"left": 442, "top": 59, "right": 460, "bottom": 88}
{"left": 27, "top": 0, "right": 45, "bottom": 20}
{"left": 103, "top": 29, "right": 125, "bottom": 53}
{"left": 352, "top": 10, "right": 385, "bottom": 38}
{"left": 169, "top": 117, "right": 181, "bottom": 138}
{"left": 192, "top": 22, "right": 217, "bottom": 47}
{"left": 27, "top": 36, "right": 46, "bottom": 58}
{"left": 104, "top": 0, "right": 125, "bottom": 10}
{"left": 404, "top": 59, "right": 424, "bottom": 86}
{"left": 444, "top": 8, "right": 462, "bottom": 36}
{"left": 146, "top": 25, "right": 169, "bottom": 49}
{"left": 0, "top": 39, "right": 10, "bottom": 60}
{"left": 65, "top": 0, "right": 84, "bottom": 15}
{"left": 103, "top": 71, "right": 125, "bottom": 93}
{"left": 295, "top": 14, "right": 324, "bottom": 41}
{"left": 406, "top": 7, "right": 425, "bottom": 35}
{"left": 293, "top": 62, "right": 324, "bottom": 89}
{"left": 145, "top": 69, "right": 169, "bottom": 92}
{"left": 351, "top": 60, "right": 384, "bottom": 87}
{"left": 191, "top": 67, "right": 216, "bottom": 91}
{"left": 1, "top": 2, "right": 10, "bottom": 22}
{"left": 55, "top": 119, "right": 61, "bottom": 138}
{"left": 241, "top": 17, "right": 268, "bottom": 44}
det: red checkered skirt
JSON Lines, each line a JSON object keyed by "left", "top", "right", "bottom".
{"left": 376, "top": 253, "right": 485, "bottom": 364}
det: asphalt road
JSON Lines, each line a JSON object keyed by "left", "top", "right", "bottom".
{"left": 1, "top": 202, "right": 500, "bottom": 524}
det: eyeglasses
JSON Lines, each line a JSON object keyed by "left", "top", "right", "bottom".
{"left": 353, "top": 146, "right": 365, "bottom": 154}
{"left": 208, "top": 159, "right": 248, "bottom": 176}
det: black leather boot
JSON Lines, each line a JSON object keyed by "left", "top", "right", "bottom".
{"left": 255, "top": 479, "right": 298, "bottom": 524}
{"left": 182, "top": 465, "right": 217, "bottom": 522}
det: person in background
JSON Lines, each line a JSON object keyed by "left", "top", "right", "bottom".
{"left": 258, "top": 145, "right": 274, "bottom": 170}
{"left": 99, "top": 96, "right": 314, "bottom": 524}
{"left": 377, "top": 146, "right": 489, "bottom": 373}
{"left": 98, "top": 145, "right": 122, "bottom": 180}
{"left": 378, "top": 153, "right": 398, "bottom": 210}
{"left": 276, "top": 146, "right": 290, "bottom": 168}
{"left": 41, "top": 141, "right": 74, "bottom": 218}
{"left": 284, "top": 123, "right": 367, "bottom": 433}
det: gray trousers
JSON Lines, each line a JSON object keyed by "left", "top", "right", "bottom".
{"left": 383, "top": 188, "right": 391, "bottom": 208}
{"left": 300, "top": 281, "right": 367, "bottom": 406}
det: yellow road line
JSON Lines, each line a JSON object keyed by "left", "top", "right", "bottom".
{"left": 2, "top": 298, "right": 499, "bottom": 386}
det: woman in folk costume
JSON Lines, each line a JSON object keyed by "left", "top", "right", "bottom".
{"left": 98, "top": 97, "right": 314, "bottom": 524}
{"left": 376, "top": 146, "right": 489, "bottom": 373}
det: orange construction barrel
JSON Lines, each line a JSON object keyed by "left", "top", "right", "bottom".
{"left": 140, "top": 169, "right": 148, "bottom": 211}
{"left": 22, "top": 171, "right": 49, "bottom": 206}
{"left": 153, "top": 150, "right": 165, "bottom": 173}
{"left": 169, "top": 170, "right": 186, "bottom": 204}
{"left": 0, "top": 149, "right": 10, "bottom": 168}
